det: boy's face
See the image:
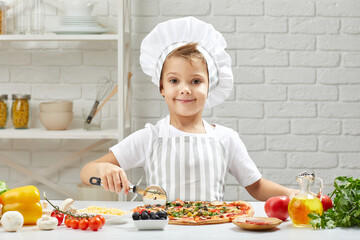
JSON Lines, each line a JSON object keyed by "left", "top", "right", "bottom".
{"left": 160, "top": 56, "right": 209, "bottom": 118}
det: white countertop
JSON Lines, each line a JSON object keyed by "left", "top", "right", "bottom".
{"left": 1, "top": 200, "right": 358, "bottom": 240}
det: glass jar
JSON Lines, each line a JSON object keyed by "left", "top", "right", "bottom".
{"left": 0, "top": 1, "right": 5, "bottom": 34}
{"left": 288, "top": 171, "right": 323, "bottom": 227}
{"left": 0, "top": 94, "right": 8, "bottom": 128}
{"left": 12, "top": 94, "right": 31, "bottom": 129}
{"left": 13, "top": 0, "right": 29, "bottom": 34}
{"left": 30, "top": 0, "right": 45, "bottom": 34}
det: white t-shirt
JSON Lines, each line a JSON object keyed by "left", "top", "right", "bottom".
{"left": 110, "top": 116, "right": 262, "bottom": 188}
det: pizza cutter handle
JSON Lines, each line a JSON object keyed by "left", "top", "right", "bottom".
{"left": 89, "top": 176, "right": 102, "bottom": 186}
{"left": 89, "top": 176, "right": 136, "bottom": 193}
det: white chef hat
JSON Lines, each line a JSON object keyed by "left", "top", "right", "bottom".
{"left": 140, "top": 16, "right": 233, "bottom": 109}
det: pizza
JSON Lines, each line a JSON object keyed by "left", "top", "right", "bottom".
{"left": 131, "top": 199, "right": 254, "bottom": 225}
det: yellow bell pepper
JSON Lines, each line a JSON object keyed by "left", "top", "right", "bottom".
{"left": 0, "top": 185, "right": 42, "bottom": 225}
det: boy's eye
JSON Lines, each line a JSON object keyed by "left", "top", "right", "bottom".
{"left": 192, "top": 79, "right": 201, "bottom": 84}
{"left": 169, "top": 79, "right": 178, "bottom": 84}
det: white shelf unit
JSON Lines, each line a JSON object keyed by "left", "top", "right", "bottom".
{"left": 0, "top": 0, "right": 131, "bottom": 141}
{"left": 0, "top": 128, "right": 119, "bottom": 139}
{"left": 0, "top": 34, "right": 118, "bottom": 41}
{"left": 0, "top": 0, "right": 131, "bottom": 199}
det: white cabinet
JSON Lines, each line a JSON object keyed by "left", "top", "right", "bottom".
{"left": 0, "top": 0, "right": 131, "bottom": 199}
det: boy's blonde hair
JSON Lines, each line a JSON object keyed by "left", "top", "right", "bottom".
{"left": 167, "top": 42, "right": 207, "bottom": 65}
{"left": 160, "top": 42, "right": 208, "bottom": 89}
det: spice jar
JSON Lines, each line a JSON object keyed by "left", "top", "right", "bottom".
{"left": 12, "top": 94, "right": 31, "bottom": 129}
{"left": 0, "top": 94, "right": 8, "bottom": 128}
{"left": 0, "top": 1, "right": 5, "bottom": 34}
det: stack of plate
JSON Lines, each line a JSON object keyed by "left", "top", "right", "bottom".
{"left": 50, "top": 16, "right": 109, "bottom": 34}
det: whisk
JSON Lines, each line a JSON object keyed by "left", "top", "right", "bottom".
{"left": 86, "top": 78, "right": 113, "bottom": 124}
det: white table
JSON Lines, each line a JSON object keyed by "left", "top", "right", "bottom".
{"left": 1, "top": 201, "right": 358, "bottom": 240}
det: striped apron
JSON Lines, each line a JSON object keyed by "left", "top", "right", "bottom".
{"left": 145, "top": 118, "right": 228, "bottom": 201}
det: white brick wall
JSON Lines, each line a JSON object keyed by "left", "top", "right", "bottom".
{"left": 1, "top": 0, "right": 359, "bottom": 201}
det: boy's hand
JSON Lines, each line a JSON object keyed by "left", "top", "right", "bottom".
{"left": 98, "top": 163, "right": 129, "bottom": 194}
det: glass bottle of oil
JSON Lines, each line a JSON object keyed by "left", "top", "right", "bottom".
{"left": 288, "top": 171, "right": 323, "bottom": 227}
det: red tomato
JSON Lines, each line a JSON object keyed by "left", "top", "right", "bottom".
{"left": 318, "top": 194, "right": 333, "bottom": 211}
{"left": 79, "top": 218, "right": 89, "bottom": 230}
{"left": 70, "top": 219, "right": 79, "bottom": 229}
{"left": 89, "top": 217, "right": 102, "bottom": 231}
{"left": 95, "top": 215, "right": 105, "bottom": 227}
{"left": 64, "top": 218, "right": 72, "bottom": 228}
{"left": 51, "top": 210, "right": 64, "bottom": 226}
{"left": 264, "top": 196, "right": 290, "bottom": 221}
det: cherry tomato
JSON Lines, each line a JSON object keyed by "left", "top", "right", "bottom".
{"left": 139, "top": 209, "right": 151, "bottom": 216}
{"left": 64, "top": 218, "right": 72, "bottom": 228}
{"left": 70, "top": 218, "right": 79, "bottom": 229}
{"left": 264, "top": 196, "right": 290, "bottom": 221}
{"left": 318, "top": 194, "right": 333, "bottom": 211}
{"left": 51, "top": 210, "right": 64, "bottom": 226}
{"left": 79, "top": 218, "right": 89, "bottom": 230}
{"left": 89, "top": 216, "right": 102, "bottom": 231}
{"left": 96, "top": 215, "right": 105, "bottom": 227}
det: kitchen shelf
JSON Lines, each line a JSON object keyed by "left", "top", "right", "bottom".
{"left": 0, "top": 34, "right": 118, "bottom": 41}
{"left": 0, "top": 128, "right": 119, "bottom": 139}
{"left": 0, "top": 0, "right": 132, "bottom": 199}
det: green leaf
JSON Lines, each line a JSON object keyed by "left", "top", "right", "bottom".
{"left": 309, "top": 213, "right": 322, "bottom": 229}
{"left": 0, "top": 181, "right": 9, "bottom": 195}
{"left": 309, "top": 176, "right": 360, "bottom": 229}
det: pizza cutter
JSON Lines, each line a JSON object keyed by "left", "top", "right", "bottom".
{"left": 89, "top": 177, "right": 167, "bottom": 205}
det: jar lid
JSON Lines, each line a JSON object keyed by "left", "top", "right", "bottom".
{"left": 12, "top": 94, "right": 31, "bottom": 100}
{"left": 0, "top": 94, "right": 8, "bottom": 100}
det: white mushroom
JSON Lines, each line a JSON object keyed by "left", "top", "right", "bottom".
{"left": 1, "top": 211, "right": 24, "bottom": 232}
{"left": 36, "top": 216, "right": 58, "bottom": 230}
{"left": 37, "top": 202, "right": 58, "bottom": 231}
{"left": 59, "top": 198, "right": 75, "bottom": 212}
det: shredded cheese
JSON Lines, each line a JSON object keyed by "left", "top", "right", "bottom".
{"left": 78, "top": 206, "right": 127, "bottom": 216}
{"left": 144, "top": 193, "right": 167, "bottom": 200}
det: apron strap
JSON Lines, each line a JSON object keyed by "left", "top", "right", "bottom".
{"left": 158, "top": 115, "right": 171, "bottom": 139}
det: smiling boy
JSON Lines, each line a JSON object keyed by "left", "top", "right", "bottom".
{"left": 80, "top": 17, "right": 297, "bottom": 201}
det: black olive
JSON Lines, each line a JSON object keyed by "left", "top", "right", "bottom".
{"left": 149, "top": 212, "right": 156, "bottom": 219}
{"left": 132, "top": 212, "right": 141, "bottom": 220}
{"left": 204, "top": 206, "right": 208, "bottom": 211}
{"left": 150, "top": 212, "right": 160, "bottom": 219}
{"left": 156, "top": 204, "right": 162, "bottom": 207}
{"left": 176, "top": 202, "right": 181, "bottom": 206}
{"left": 157, "top": 211, "right": 167, "bottom": 219}
{"left": 141, "top": 211, "right": 150, "bottom": 220}
{"left": 145, "top": 205, "right": 152, "bottom": 209}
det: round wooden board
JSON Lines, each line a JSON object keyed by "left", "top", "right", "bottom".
{"left": 232, "top": 217, "right": 282, "bottom": 231}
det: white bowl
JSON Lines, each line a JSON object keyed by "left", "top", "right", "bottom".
{"left": 133, "top": 219, "right": 169, "bottom": 230}
{"left": 39, "top": 101, "right": 73, "bottom": 112}
{"left": 40, "top": 112, "right": 73, "bottom": 130}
